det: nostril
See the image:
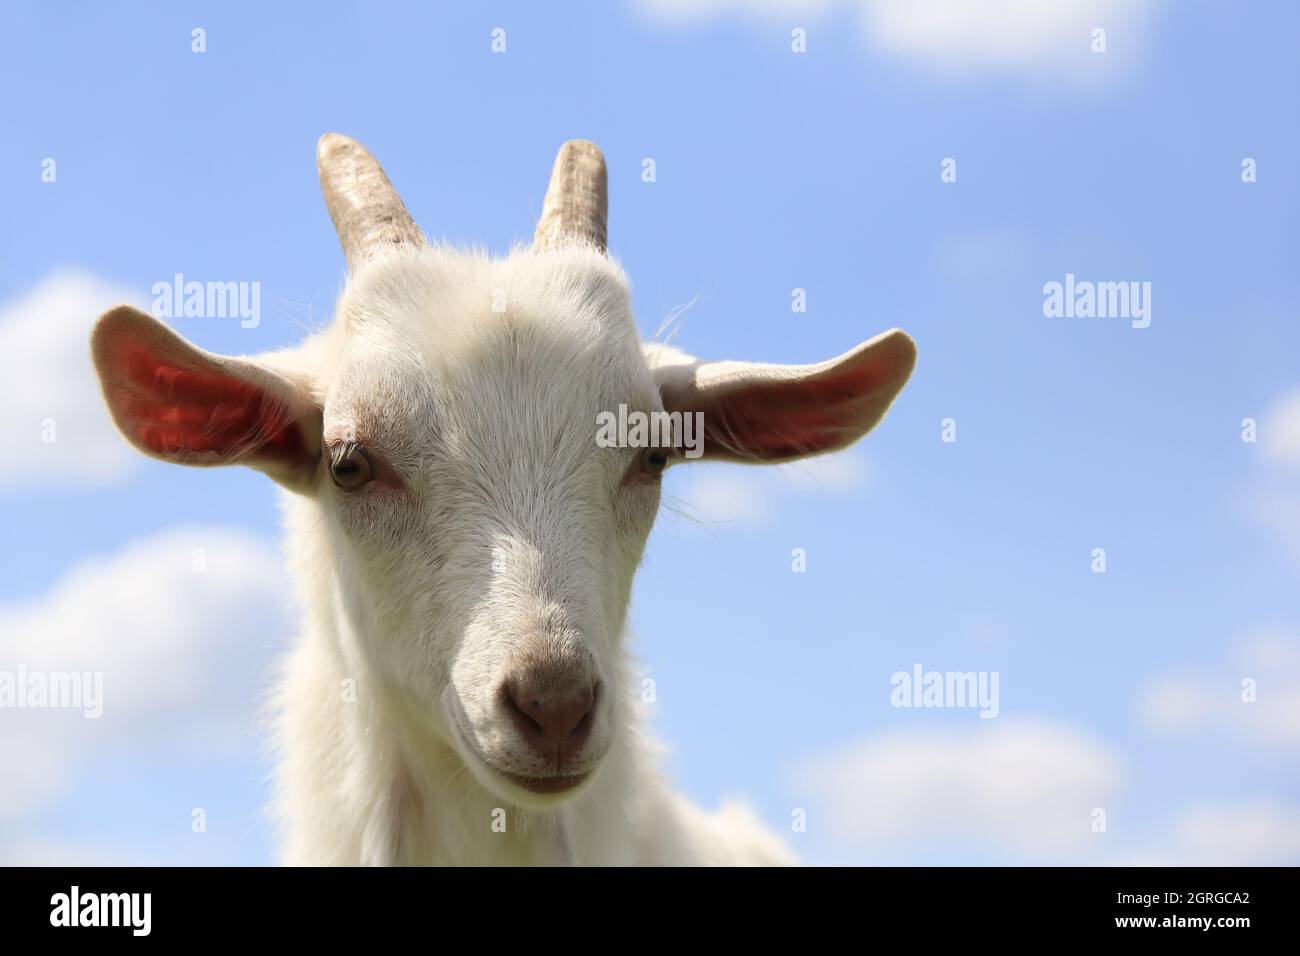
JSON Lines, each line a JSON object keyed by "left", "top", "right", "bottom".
{"left": 517, "top": 703, "right": 544, "bottom": 736}
{"left": 567, "top": 705, "right": 592, "bottom": 741}
{"left": 502, "top": 677, "right": 597, "bottom": 757}
{"left": 570, "top": 680, "right": 600, "bottom": 741}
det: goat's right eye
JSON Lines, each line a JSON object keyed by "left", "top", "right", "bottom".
{"left": 328, "top": 443, "right": 374, "bottom": 490}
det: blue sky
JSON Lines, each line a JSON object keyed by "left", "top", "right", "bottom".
{"left": 2, "top": 0, "right": 1298, "bottom": 865}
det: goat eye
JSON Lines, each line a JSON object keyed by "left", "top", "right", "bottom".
{"left": 643, "top": 448, "right": 670, "bottom": 477}
{"left": 328, "top": 443, "right": 374, "bottom": 490}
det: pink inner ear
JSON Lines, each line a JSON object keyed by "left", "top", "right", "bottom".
{"left": 702, "top": 358, "right": 900, "bottom": 460}
{"left": 705, "top": 397, "right": 849, "bottom": 459}
{"left": 117, "top": 346, "right": 307, "bottom": 463}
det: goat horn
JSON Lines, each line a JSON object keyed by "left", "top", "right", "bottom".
{"left": 533, "top": 140, "right": 608, "bottom": 253}
{"left": 317, "top": 133, "right": 424, "bottom": 270}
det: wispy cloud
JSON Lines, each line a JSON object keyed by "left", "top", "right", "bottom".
{"left": 1247, "top": 387, "right": 1300, "bottom": 566}
{"left": 0, "top": 270, "right": 141, "bottom": 488}
{"left": 795, "top": 714, "right": 1300, "bottom": 864}
{"left": 1118, "top": 799, "right": 1300, "bottom": 866}
{"left": 632, "top": 0, "right": 1164, "bottom": 81}
{"left": 0, "top": 526, "right": 289, "bottom": 860}
{"left": 1261, "top": 388, "right": 1300, "bottom": 467}
{"left": 670, "top": 468, "right": 773, "bottom": 525}
{"left": 668, "top": 448, "right": 870, "bottom": 526}
{"left": 776, "top": 446, "right": 870, "bottom": 491}
{"left": 1137, "top": 631, "right": 1300, "bottom": 753}
{"left": 794, "top": 718, "right": 1125, "bottom": 859}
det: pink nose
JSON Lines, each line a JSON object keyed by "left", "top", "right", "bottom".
{"left": 502, "top": 675, "right": 597, "bottom": 764}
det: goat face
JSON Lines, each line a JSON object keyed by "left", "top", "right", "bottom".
{"left": 318, "top": 249, "right": 658, "bottom": 804}
{"left": 89, "top": 135, "right": 917, "bottom": 811}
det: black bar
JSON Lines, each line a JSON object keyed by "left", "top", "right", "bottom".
{"left": 0, "top": 865, "right": 1283, "bottom": 941}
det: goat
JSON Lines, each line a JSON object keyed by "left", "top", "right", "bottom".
{"left": 89, "top": 135, "right": 916, "bottom": 865}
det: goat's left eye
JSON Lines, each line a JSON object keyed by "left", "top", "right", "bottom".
{"left": 643, "top": 448, "right": 670, "bottom": 477}
{"left": 328, "top": 443, "right": 374, "bottom": 490}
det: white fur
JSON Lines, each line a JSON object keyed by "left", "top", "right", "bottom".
{"left": 256, "top": 244, "right": 796, "bottom": 865}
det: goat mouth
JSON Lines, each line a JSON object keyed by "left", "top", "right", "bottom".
{"left": 497, "top": 771, "right": 589, "bottom": 794}
{"left": 444, "top": 700, "right": 596, "bottom": 800}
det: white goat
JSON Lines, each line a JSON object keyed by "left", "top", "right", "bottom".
{"left": 90, "top": 135, "right": 916, "bottom": 865}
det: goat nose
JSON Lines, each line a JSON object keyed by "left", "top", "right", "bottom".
{"left": 503, "top": 677, "right": 596, "bottom": 760}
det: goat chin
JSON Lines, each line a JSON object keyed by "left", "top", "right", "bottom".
{"left": 268, "top": 580, "right": 796, "bottom": 866}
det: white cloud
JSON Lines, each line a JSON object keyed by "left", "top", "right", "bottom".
{"left": 1166, "top": 799, "right": 1300, "bottom": 865}
{"left": 776, "top": 447, "right": 869, "bottom": 491}
{"left": 1247, "top": 387, "right": 1300, "bottom": 565}
{"left": 1262, "top": 388, "right": 1300, "bottom": 466}
{"left": 855, "top": 0, "right": 1157, "bottom": 78}
{"left": 0, "top": 838, "right": 133, "bottom": 867}
{"left": 638, "top": 0, "right": 836, "bottom": 18}
{"left": 797, "top": 717, "right": 1300, "bottom": 864}
{"left": 0, "top": 526, "right": 290, "bottom": 842}
{"left": 667, "top": 448, "right": 871, "bottom": 526}
{"left": 0, "top": 270, "right": 142, "bottom": 487}
{"left": 668, "top": 447, "right": 871, "bottom": 526}
{"left": 1138, "top": 632, "right": 1300, "bottom": 752}
{"left": 633, "top": 0, "right": 1164, "bottom": 80}
{"left": 1119, "top": 799, "right": 1300, "bottom": 866}
{"left": 669, "top": 468, "right": 772, "bottom": 525}
{"left": 796, "top": 718, "right": 1124, "bottom": 857}
{"left": 0, "top": 735, "right": 71, "bottom": 822}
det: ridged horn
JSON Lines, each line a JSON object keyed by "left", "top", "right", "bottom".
{"left": 317, "top": 132, "right": 424, "bottom": 270}
{"left": 533, "top": 140, "right": 608, "bottom": 253}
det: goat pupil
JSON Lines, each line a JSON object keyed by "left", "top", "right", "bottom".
{"left": 328, "top": 446, "right": 370, "bottom": 487}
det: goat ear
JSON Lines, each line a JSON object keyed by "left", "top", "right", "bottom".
{"left": 90, "top": 305, "right": 323, "bottom": 493}
{"left": 650, "top": 328, "right": 916, "bottom": 463}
